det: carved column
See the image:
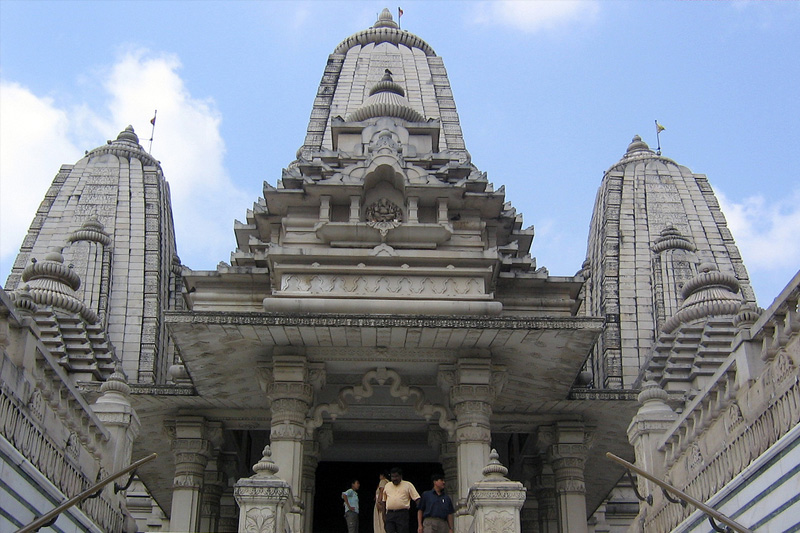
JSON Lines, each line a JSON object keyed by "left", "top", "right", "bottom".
{"left": 301, "top": 437, "right": 320, "bottom": 533}
{"left": 199, "top": 426, "right": 225, "bottom": 533}
{"left": 217, "top": 451, "right": 239, "bottom": 532}
{"left": 519, "top": 456, "right": 540, "bottom": 533}
{"left": 445, "top": 359, "right": 504, "bottom": 497}
{"left": 218, "top": 489, "right": 238, "bottom": 533}
{"left": 234, "top": 446, "right": 292, "bottom": 533}
{"left": 542, "top": 422, "right": 592, "bottom": 533}
{"left": 443, "top": 358, "right": 504, "bottom": 533}
{"left": 266, "top": 354, "right": 315, "bottom": 531}
{"left": 532, "top": 457, "right": 557, "bottom": 533}
{"left": 440, "top": 439, "right": 459, "bottom": 503}
{"left": 168, "top": 416, "right": 213, "bottom": 532}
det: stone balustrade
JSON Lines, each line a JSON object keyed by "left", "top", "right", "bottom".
{"left": 643, "top": 272, "right": 800, "bottom": 532}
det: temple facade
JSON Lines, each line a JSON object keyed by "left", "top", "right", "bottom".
{"left": 2, "top": 9, "right": 798, "bottom": 533}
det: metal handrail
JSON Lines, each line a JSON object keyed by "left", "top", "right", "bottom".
{"left": 16, "top": 453, "right": 157, "bottom": 533}
{"left": 606, "top": 452, "right": 752, "bottom": 533}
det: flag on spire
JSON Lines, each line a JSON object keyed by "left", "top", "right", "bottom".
{"left": 398, "top": 7, "right": 403, "bottom": 19}
{"left": 148, "top": 110, "right": 157, "bottom": 153}
{"left": 655, "top": 120, "right": 665, "bottom": 155}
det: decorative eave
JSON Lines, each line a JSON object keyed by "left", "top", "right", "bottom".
{"left": 85, "top": 126, "right": 159, "bottom": 168}
{"left": 605, "top": 135, "right": 678, "bottom": 174}
{"left": 334, "top": 9, "right": 436, "bottom": 56}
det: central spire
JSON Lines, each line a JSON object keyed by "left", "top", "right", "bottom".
{"left": 298, "top": 8, "right": 466, "bottom": 161}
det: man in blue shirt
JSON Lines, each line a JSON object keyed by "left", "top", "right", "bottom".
{"left": 416, "top": 474, "right": 454, "bottom": 533}
{"left": 342, "top": 479, "right": 360, "bottom": 533}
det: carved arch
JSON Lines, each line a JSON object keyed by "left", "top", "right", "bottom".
{"left": 306, "top": 367, "right": 456, "bottom": 436}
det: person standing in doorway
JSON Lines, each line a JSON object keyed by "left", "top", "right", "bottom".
{"left": 416, "top": 474, "right": 454, "bottom": 533}
{"left": 382, "top": 467, "right": 421, "bottom": 533}
{"left": 342, "top": 479, "right": 360, "bottom": 533}
{"left": 374, "top": 471, "right": 390, "bottom": 533}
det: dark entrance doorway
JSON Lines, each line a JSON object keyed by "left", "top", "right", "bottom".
{"left": 312, "top": 461, "right": 443, "bottom": 533}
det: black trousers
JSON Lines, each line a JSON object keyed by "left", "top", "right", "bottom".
{"left": 384, "top": 509, "right": 409, "bottom": 533}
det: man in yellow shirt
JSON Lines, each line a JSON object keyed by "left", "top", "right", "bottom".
{"left": 381, "top": 467, "right": 421, "bottom": 533}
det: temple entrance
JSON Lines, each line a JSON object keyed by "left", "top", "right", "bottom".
{"left": 312, "top": 461, "right": 442, "bottom": 533}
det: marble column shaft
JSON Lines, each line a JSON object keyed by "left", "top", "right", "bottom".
{"left": 169, "top": 417, "right": 213, "bottom": 532}
{"left": 544, "top": 423, "right": 591, "bottom": 533}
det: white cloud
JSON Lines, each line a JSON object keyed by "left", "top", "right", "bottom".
{"left": 717, "top": 188, "right": 800, "bottom": 303}
{"left": 98, "top": 50, "right": 248, "bottom": 268}
{"left": 0, "top": 82, "right": 81, "bottom": 260}
{"left": 471, "top": 0, "right": 599, "bottom": 33}
{"left": 0, "top": 51, "right": 248, "bottom": 278}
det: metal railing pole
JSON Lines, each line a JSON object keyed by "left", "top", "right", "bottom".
{"left": 606, "top": 452, "right": 752, "bottom": 533}
{"left": 17, "top": 453, "right": 157, "bottom": 533}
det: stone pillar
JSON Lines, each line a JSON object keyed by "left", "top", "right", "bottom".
{"left": 445, "top": 359, "right": 504, "bottom": 497}
{"left": 443, "top": 358, "right": 504, "bottom": 533}
{"left": 217, "top": 451, "right": 239, "bottom": 532}
{"left": 301, "top": 437, "right": 320, "bottom": 533}
{"left": 440, "top": 439, "right": 459, "bottom": 503}
{"left": 542, "top": 422, "right": 592, "bottom": 533}
{"left": 266, "top": 354, "right": 314, "bottom": 531}
{"left": 626, "top": 378, "right": 677, "bottom": 526}
{"left": 519, "top": 456, "right": 540, "bottom": 533}
{"left": 234, "top": 446, "right": 292, "bottom": 533}
{"left": 168, "top": 416, "right": 213, "bottom": 532}
{"left": 466, "top": 449, "right": 526, "bottom": 533}
{"left": 218, "top": 488, "right": 238, "bottom": 533}
{"left": 520, "top": 486, "right": 539, "bottom": 533}
{"left": 199, "top": 430, "right": 225, "bottom": 533}
{"left": 92, "top": 366, "right": 140, "bottom": 475}
{"left": 532, "top": 458, "right": 558, "bottom": 533}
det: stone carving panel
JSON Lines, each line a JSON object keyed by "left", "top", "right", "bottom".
{"left": 280, "top": 274, "right": 484, "bottom": 297}
{"left": 244, "top": 507, "right": 275, "bottom": 533}
{"left": 484, "top": 510, "right": 514, "bottom": 533}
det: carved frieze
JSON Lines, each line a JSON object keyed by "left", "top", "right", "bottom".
{"left": 235, "top": 486, "right": 292, "bottom": 499}
{"left": 456, "top": 426, "right": 491, "bottom": 444}
{"left": 724, "top": 402, "right": 744, "bottom": 434}
{"left": 772, "top": 352, "right": 795, "bottom": 385}
{"left": 280, "top": 274, "right": 485, "bottom": 297}
{"left": 687, "top": 442, "right": 704, "bottom": 473}
{"left": 270, "top": 422, "right": 305, "bottom": 442}
{"left": 267, "top": 382, "right": 313, "bottom": 403}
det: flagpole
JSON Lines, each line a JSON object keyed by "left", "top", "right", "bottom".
{"left": 148, "top": 110, "right": 157, "bottom": 153}
{"left": 655, "top": 119, "right": 662, "bottom": 155}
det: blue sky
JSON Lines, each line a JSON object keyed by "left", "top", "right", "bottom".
{"left": 1, "top": 0, "right": 798, "bottom": 306}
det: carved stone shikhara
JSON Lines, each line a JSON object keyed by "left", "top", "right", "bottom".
{"left": 3, "top": 4, "right": 796, "bottom": 533}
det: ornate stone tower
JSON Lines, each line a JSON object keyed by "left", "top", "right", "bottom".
{"left": 582, "top": 135, "right": 755, "bottom": 389}
{"left": 4, "top": 126, "right": 183, "bottom": 384}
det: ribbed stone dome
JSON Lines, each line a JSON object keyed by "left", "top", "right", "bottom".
{"left": 626, "top": 135, "right": 653, "bottom": 154}
{"left": 347, "top": 69, "right": 425, "bottom": 123}
{"left": 652, "top": 226, "right": 696, "bottom": 253}
{"left": 85, "top": 125, "right": 158, "bottom": 166}
{"left": 663, "top": 263, "right": 742, "bottom": 333}
{"left": 21, "top": 247, "right": 99, "bottom": 323}
{"left": 334, "top": 8, "right": 436, "bottom": 56}
{"left": 116, "top": 125, "right": 139, "bottom": 144}
{"left": 373, "top": 7, "right": 399, "bottom": 29}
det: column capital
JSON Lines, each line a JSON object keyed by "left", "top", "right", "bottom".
{"left": 537, "top": 421, "right": 593, "bottom": 449}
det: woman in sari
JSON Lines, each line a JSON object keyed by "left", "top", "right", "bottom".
{"left": 373, "top": 471, "right": 389, "bottom": 533}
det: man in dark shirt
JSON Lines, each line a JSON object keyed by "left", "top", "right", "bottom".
{"left": 416, "top": 473, "right": 454, "bottom": 533}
